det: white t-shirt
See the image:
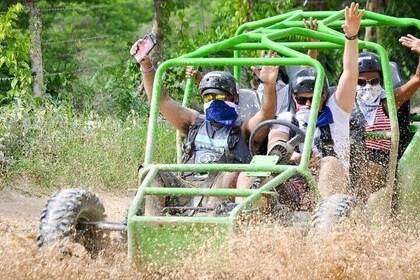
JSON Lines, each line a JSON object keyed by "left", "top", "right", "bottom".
{"left": 320, "top": 96, "right": 350, "bottom": 171}
{"left": 257, "top": 82, "right": 292, "bottom": 116}
{"left": 275, "top": 95, "right": 350, "bottom": 171}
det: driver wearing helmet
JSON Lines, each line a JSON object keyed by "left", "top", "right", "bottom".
{"left": 135, "top": 53, "right": 279, "bottom": 215}
{"left": 257, "top": 2, "right": 364, "bottom": 204}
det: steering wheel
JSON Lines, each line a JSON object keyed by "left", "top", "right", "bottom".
{"left": 249, "top": 119, "right": 306, "bottom": 164}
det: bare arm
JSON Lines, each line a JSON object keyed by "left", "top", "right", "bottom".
{"left": 242, "top": 52, "right": 279, "bottom": 145}
{"left": 139, "top": 56, "right": 199, "bottom": 135}
{"left": 185, "top": 66, "right": 203, "bottom": 85}
{"left": 394, "top": 59, "right": 420, "bottom": 109}
{"left": 304, "top": 17, "right": 318, "bottom": 60}
{"left": 334, "top": 2, "right": 364, "bottom": 113}
{"left": 392, "top": 37, "right": 420, "bottom": 109}
{"left": 399, "top": 34, "right": 420, "bottom": 55}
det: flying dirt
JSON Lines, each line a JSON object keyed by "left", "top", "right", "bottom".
{"left": 0, "top": 187, "right": 419, "bottom": 280}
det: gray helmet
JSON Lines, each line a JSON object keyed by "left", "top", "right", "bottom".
{"left": 289, "top": 67, "right": 329, "bottom": 96}
{"left": 358, "top": 52, "right": 382, "bottom": 74}
{"left": 199, "top": 71, "right": 238, "bottom": 96}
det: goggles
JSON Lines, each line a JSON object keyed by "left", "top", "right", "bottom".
{"left": 202, "top": 93, "right": 228, "bottom": 103}
{"left": 357, "top": 77, "right": 381, "bottom": 87}
{"left": 294, "top": 95, "right": 313, "bottom": 105}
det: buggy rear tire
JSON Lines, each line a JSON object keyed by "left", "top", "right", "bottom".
{"left": 311, "top": 194, "right": 357, "bottom": 230}
{"left": 37, "top": 188, "right": 107, "bottom": 254}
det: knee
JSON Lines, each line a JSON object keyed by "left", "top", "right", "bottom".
{"left": 320, "top": 156, "right": 342, "bottom": 168}
{"left": 319, "top": 156, "right": 346, "bottom": 175}
{"left": 215, "top": 171, "right": 239, "bottom": 188}
{"left": 317, "top": 156, "right": 348, "bottom": 198}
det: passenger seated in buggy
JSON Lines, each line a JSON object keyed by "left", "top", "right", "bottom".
{"left": 238, "top": 2, "right": 364, "bottom": 211}
{"left": 132, "top": 49, "right": 279, "bottom": 215}
{"left": 349, "top": 36, "right": 420, "bottom": 199}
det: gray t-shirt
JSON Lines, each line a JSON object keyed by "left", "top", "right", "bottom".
{"left": 257, "top": 82, "right": 293, "bottom": 116}
{"left": 193, "top": 121, "right": 230, "bottom": 164}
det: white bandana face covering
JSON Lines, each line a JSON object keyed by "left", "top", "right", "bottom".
{"left": 295, "top": 105, "right": 311, "bottom": 129}
{"left": 356, "top": 84, "right": 382, "bottom": 105}
{"left": 356, "top": 84, "right": 385, "bottom": 126}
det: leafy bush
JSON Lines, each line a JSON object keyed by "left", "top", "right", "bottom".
{"left": 37, "top": 0, "right": 155, "bottom": 116}
{"left": 0, "top": 3, "right": 32, "bottom": 105}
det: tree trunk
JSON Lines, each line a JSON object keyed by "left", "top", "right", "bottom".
{"left": 303, "top": 0, "right": 328, "bottom": 10}
{"left": 24, "top": 0, "right": 44, "bottom": 98}
{"left": 137, "top": 0, "right": 164, "bottom": 96}
{"left": 246, "top": 0, "right": 253, "bottom": 22}
{"left": 151, "top": 0, "right": 164, "bottom": 66}
{"left": 364, "top": 0, "right": 389, "bottom": 42}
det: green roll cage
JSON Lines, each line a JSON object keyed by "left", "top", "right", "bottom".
{"left": 127, "top": 8, "right": 420, "bottom": 266}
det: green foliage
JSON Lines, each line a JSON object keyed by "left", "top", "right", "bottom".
{"left": 0, "top": 3, "right": 32, "bottom": 105}
{"left": 0, "top": 104, "right": 176, "bottom": 190}
{"left": 381, "top": 1, "right": 420, "bottom": 106}
{"left": 35, "top": 0, "right": 154, "bottom": 117}
{"left": 159, "top": 0, "right": 298, "bottom": 99}
{"left": 90, "top": 58, "right": 150, "bottom": 117}
{"left": 1, "top": 0, "right": 419, "bottom": 192}
{"left": 382, "top": 1, "right": 420, "bottom": 81}
{"left": 213, "top": 0, "right": 295, "bottom": 36}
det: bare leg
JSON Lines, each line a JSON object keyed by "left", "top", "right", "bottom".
{"left": 364, "top": 160, "right": 389, "bottom": 224}
{"left": 144, "top": 172, "right": 192, "bottom": 216}
{"left": 234, "top": 172, "right": 276, "bottom": 204}
{"left": 233, "top": 127, "right": 291, "bottom": 204}
{"left": 317, "top": 156, "right": 349, "bottom": 199}
{"left": 144, "top": 180, "right": 166, "bottom": 216}
{"left": 366, "top": 160, "right": 387, "bottom": 193}
{"left": 235, "top": 172, "right": 258, "bottom": 203}
{"left": 205, "top": 171, "right": 239, "bottom": 207}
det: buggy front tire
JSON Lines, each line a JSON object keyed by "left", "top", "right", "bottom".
{"left": 37, "top": 188, "right": 107, "bottom": 254}
{"left": 311, "top": 194, "right": 357, "bottom": 231}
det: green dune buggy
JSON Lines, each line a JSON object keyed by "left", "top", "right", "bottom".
{"left": 37, "top": 8, "right": 420, "bottom": 268}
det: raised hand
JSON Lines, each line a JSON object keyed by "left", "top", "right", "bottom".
{"left": 341, "top": 2, "right": 365, "bottom": 38}
{"left": 304, "top": 17, "right": 318, "bottom": 42}
{"left": 304, "top": 17, "right": 319, "bottom": 59}
{"left": 257, "top": 50, "right": 279, "bottom": 86}
{"left": 130, "top": 38, "right": 144, "bottom": 63}
{"left": 185, "top": 66, "right": 202, "bottom": 84}
{"left": 399, "top": 34, "right": 420, "bottom": 55}
{"left": 304, "top": 17, "right": 317, "bottom": 31}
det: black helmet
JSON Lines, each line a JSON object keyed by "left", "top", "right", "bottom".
{"left": 289, "top": 67, "right": 329, "bottom": 96}
{"left": 199, "top": 71, "right": 238, "bottom": 96}
{"left": 358, "top": 52, "right": 382, "bottom": 74}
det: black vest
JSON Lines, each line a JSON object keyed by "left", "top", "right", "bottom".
{"left": 182, "top": 116, "right": 252, "bottom": 164}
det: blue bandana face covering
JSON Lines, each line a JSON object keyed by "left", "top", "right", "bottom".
{"left": 204, "top": 100, "right": 238, "bottom": 127}
{"left": 316, "top": 106, "right": 334, "bottom": 127}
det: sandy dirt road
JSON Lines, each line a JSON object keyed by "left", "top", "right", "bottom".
{"left": 0, "top": 186, "right": 419, "bottom": 280}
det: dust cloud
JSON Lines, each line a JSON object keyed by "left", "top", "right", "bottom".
{"left": 1, "top": 213, "right": 419, "bottom": 280}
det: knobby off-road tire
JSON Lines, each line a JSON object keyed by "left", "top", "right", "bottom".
{"left": 311, "top": 194, "right": 357, "bottom": 231}
{"left": 37, "top": 188, "right": 107, "bottom": 255}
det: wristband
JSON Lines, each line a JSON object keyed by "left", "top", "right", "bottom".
{"left": 141, "top": 65, "right": 155, "bottom": 73}
{"left": 345, "top": 33, "right": 358, "bottom": 40}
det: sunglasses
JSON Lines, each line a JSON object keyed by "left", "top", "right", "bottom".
{"left": 202, "top": 93, "right": 228, "bottom": 103}
{"left": 294, "top": 95, "right": 313, "bottom": 105}
{"left": 357, "top": 77, "right": 381, "bottom": 87}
